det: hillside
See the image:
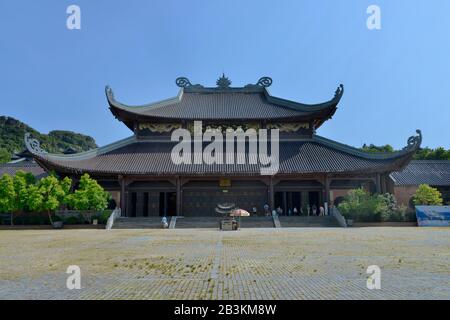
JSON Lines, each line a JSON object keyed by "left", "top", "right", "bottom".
{"left": 0, "top": 116, "right": 97, "bottom": 163}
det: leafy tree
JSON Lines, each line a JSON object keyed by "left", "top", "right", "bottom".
{"left": 24, "top": 184, "right": 43, "bottom": 212}
{"left": 361, "top": 144, "right": 394, "bottom": 153}
{"left": 412, "top": 184, "right": 443, "bottom": 206}
{"left": 67, "top": 174, "right": 109, "bottom": 211}
{"left": 0, "top": 174, "right": 16, "bottom": 224}
{"left": 413, "top": 147, "right": 450, "bottom": 160}
{"left": 36, "top": 175, "right": 72, "bottom": 224}
{"left": 0, "top": 148, "right": 10, "bottom": 163}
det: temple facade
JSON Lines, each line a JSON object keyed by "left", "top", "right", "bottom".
{"left": 25, "top": 75, "right": 422, "bottom": 217}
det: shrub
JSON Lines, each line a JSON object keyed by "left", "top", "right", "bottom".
{"left": 93, "top": 210, "right": 113, "bottom": 224}
{"left": 338, "top": 189, "right": 409, "bottom": 222}
{"left": 412, "top": 184, "right": 443, "bottom": 206}
{"left": 338, "top": 188, "right": 387, "bottom": 222}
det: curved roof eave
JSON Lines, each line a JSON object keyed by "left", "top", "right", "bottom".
{"left": 105, "top": 84, "right": 344, "bottom": 120}
{"left": 314, "top": 129, "right": 422, "bottom": 160}
{"left": 24, "top": 130, "right": 422, "bottom": 176}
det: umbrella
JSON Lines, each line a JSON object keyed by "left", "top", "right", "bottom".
{"left": 230, "top": 209, "right": 250, "bottom": 217}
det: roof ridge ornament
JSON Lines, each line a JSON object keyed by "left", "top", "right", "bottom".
{"left": 256, "top": 77, "right": 273, "bottom": 87}
{"left": 216, "top": 73, "right": 232, "bottom": 88}
{"left": 334, "top": 84, "right": 344, "bottom": 99}
{"left": 175, "top": 77, "right": 192, "bottom": 88}
{"left": 24, "top": 132, "right": 47, "bottom": 155}
{"left": 404, "top": 129, "right": 422, "bottom": 150}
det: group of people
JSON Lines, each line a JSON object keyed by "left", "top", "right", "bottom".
{"left": 260, "top": 204, "right": 327, "bottom": 216}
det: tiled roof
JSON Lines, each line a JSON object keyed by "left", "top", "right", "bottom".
{"left": 390, "top": 160, "right": 450, "bottom": 186}
{"left": 31, "top": 136, "right": 416, "bottom": 176}
{"left": 119, "top": 92, "right": 316, "bottom": 120}
{"left": 106, "top": 82, "right": 343, "bottom": 123}
{"left": 0, "top": 161, "right": 47, "bottom": 179}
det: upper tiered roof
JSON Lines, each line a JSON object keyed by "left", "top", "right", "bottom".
{"left": 106, "top": 75, "right": 344, "bottom": 130}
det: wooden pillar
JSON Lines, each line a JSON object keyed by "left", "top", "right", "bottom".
{"left": 375, "top": 174, "right": 381, "bottom": 194}
{"left": 324, "top": 175, "right": 330, "bottom": 205}
{"left": 269, "top": 177, "right": 274, "bottom": 210}
{"left": 136, "top": 192, "right": 144, "bottom": 217}
{"left": 282, "top": 192, "right": 287, "bottom": 214}
{"left": 381, "top": 174, "right": 387, "bottom": 194}
{"left": 163, "top": 192, "right": 168, "bottom": 216}
{"left": 119, "top": 175, "right": 126, "bottom": 216}
{"left": 176, "top": 177, "right": 182, "bottom": 216}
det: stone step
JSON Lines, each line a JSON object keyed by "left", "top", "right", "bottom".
{"left": 175, "top": 217, "right": 220, "bottom": 229}
{"left": 239, "top": 217, "right": 275, "bottom": 228}
{"left": 112, "top": 217, "right": 166, "bottom": 229}
{"left": 278, "top": 216, "right": 339, "bottom": 228}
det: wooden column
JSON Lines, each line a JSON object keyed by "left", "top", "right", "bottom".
{"left": 119, "top": 175, "right": 126, "bottom": 216}
{"left": 269, "top": 177, "right": 275, "bottom": 211}
{"left": 176, "top": 177, "right": 182, "bottom": 216}
{"left": 324, "top": 175, "right": 330, "bottom": 205}
{"left": 375, "top": 174, "right": 381, "bottom": 193}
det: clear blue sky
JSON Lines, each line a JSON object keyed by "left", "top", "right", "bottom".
{"left": 1, "top": 0, "right": 449, "bottom": 149}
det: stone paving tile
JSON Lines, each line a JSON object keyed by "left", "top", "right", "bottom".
{"left": 0, "top": 227, "right": 448, "bottom": 300}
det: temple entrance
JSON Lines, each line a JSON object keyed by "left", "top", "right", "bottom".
{"left": 274, "top": 191, "right": 302, "bottom": 215}
{"left": 159, "top": 192, "right": 177, "bottom": 216}
{"left": 125, "top": 181, "right": 177, "bottom": 217}
{"left": 182, "top": 180, "right": 268, "bottom": 216}
{"left": 308, "top": 191, "right": 320, "bottom": 210}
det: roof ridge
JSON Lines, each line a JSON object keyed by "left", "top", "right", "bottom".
{"left": 314, "top": 132, "right": 421, "bottom": 160}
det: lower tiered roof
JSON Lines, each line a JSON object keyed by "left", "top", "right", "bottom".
{"left": 25, "top": 131, "right": 422, "bottom": 177}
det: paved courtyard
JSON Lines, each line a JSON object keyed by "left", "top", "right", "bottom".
{"left": 0, "top": 227, "right": 448, "bottom": 300}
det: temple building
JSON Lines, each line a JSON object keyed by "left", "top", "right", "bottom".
{"left": 25, "top": 75, "right": 422, "bottom": 217}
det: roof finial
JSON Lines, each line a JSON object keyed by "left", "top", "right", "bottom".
{"left": 216, "top": 73, "right": 232, "bottom": 88}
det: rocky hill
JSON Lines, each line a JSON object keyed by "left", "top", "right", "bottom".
{"left": 0, "top": 116, "right": 97, "bottom": 163}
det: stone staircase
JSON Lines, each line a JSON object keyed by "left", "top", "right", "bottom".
{"left": 278, "top": 216, "right": 340, "bottom": 228}
{"left": 239, "top": 216, "right": 275, "bottom": 228}
{"left": 175, "top": 217, "right": 221, "bottom": 229}
{"left": 112, "top": 217, "right": 165, "bottom": 229}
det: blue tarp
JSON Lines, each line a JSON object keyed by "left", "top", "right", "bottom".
{"left": 415, "top": 206, "right": 450, "bottom": 227}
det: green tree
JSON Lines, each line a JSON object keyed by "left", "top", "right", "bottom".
{"left": 361, "top": 144, "right": 394, "bottom": 153}
{"left": 0, "top": 174, "right": 16, "bottom": 224}
{"left": 37, "top": 175, "right": 72, "bottom": 224}
{"left": 414, "top": 147, "right": 450, "bottom": 160}
{"left": 66, "top": 174, "right": 109, "bottom": 211}
{"left": 0, "top": 148, "right": 10, "bottom": 164}
{"left": 412, "top": 184, "right": 443, "bottom": 206}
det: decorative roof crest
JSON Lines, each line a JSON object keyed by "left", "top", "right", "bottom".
{"left": 24, "top": 133, "right": 47, "bottom": 155}
{"left": 404, "top": 129, "right": 422, "bottom": 150}
{"left": 334, "top": 84, "right": 344, "bottom": 99}
{"left": 216, "top": 73, "right": 232, "bottom": 88}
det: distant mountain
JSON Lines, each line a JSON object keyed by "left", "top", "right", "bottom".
{"left": 0, "top": 116, "right": 97, "bottom": 163}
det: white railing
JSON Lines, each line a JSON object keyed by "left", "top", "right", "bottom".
{"left": 330, "top": 207, "right": 347, "bottom": 228}
{"left": 106, "top": 207, "right": 121, "bottom": 230}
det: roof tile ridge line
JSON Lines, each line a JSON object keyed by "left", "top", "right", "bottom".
{"left": 388, "top": 172, "right": 399, "bottom": 183}
{"left": 105, "top": 86, "right": 183, "bottom": 111}
{"left": 263, "top": 84, "right": 343, "bottom": 111}
{"left": 27, "top": 135, "right": 136, "bottom": 161}
{"left": 313, "top": 135, "right": 417, "bottom": 160}
{"left": 411, "top": 159, "right": 450, "bottom": 163}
